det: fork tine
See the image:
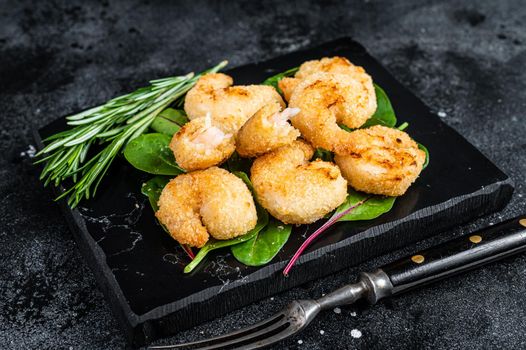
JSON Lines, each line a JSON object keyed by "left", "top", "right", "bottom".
{"left": 234, "top": 323, "right": 303, "bottom": 350}
{"left": 148, "top": 311, "right": 288, "bottom": 350}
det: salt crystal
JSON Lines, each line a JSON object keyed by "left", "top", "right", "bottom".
{"left": 320, "top": 330, "right": 325, "bottom": 335}
{"left": 297, "top": 339, "right": 303, "bottom": 344}
{"left": 333, "top": 307, "right": 341, "bottom": 314}
{"left": 350, "top": 311, "right": 357, "bottom": 316}
{"left": 437, "top": 111, "right": 447, "bottom": 118}
{"left": 350, "top": 329, "right": 362, "bottom": 338}
{"left": 20, "top": 145, "right": 36, "bottom": 158}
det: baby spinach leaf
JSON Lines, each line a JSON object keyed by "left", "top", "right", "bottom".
{"left": 141, "top": 175, "right": 170, "bottom": 211}
{"left": 418, "top": 142, "right": 430, "bottom": 169}
{"left": 334, "top": 189, "right": 396, "bottom": 222}
{"left": 262, "top": 67, "right": 299, "bottom": 94}
{"left": 124, "top": 133, "right": 185, "bottom": 175}
{"left": 313, "top": 148, "right": 334, "bottom": 162}
{"left": 231, "top": 218, "right": 292, "bottom": 266}
{"left": 225, "top": 152, "right": 253, "bottom": 174}
{"left": 150, "top": 108, "right": 189, "bottom": 136}
{"left": 362, "top": 84, "right": 397, "bottom": 128}
{"left": 184, "top": 204, "right": 269, "bottom": 273}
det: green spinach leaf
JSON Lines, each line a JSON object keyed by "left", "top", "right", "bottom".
{"left": 124, "top": 133, "right": 185, "bottom": 175}
{"left": 334, "top": 189, "right": 396, "bottom": 222}
{"left": 362, "top": 84, "right": 397, "bottom": 128}
{"left": 141, "top": 176, "right": 170, "bottom": 211}
{"left": 150, "top": 108, "right": 189, "bottom": 136}
{"left": 418, "top": 142, "right": 430, "bottom": 169}
{"left": 262, "top": 67, "right": 299, "bottom": 94}
{"left": 226, "top": 152, "right": 253, "bottom": 174}
{"left": 313, "top": 148, "right": 334, "bottom": 162}
{"left": 231, "top": 218, "right": 292, "bottom": 266}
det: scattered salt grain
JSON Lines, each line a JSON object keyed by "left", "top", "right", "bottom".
{"left": 20, "top": 145, "right": 36, "bottom": 158}
{"left": 350, "top": 311, "right": 357, "bottom": 317}
{"left": 135, "top": 203, "right": 140, "bottom": 208}
{"left": 297, "top": 340, "right": 303, "bottom": 344}
{"left": 277, "top": 225, "right": 284, "bottom": 230}
{"left": 270, "top": 297, "right": 274, "bottom": 301}
{"left": 333, "top": 307, "right": 341, "bottom": 314}
{"left": 350, "top": 329, "right": 362, "bottom": 338}
{"left": 437, "top": 111, "right": 447, "bottom": 118}
{"left": 320, "top": 330, "right": 325, "bottom": 335}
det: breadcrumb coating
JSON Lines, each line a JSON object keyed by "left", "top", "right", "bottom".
{"left": 156, "top": 167, "right": 257, "bottom": 247}
{"left": 279, "top": 56, "right": 373, "bottom": 102}
{"left": 334, "top": 126, "right": 426, "bottom": 196}
{"left": 251, "top": 140, "right": 347, "bottom": 224}
{"left": 288, "top": 72, "right": 377, "bottom": 154}
{"left": 170, "top": 113, "right": 235, "bottom": 171}
{"left": 184, "top": 73, "right": 285, "bottom": 134}
{"left": 236, "top": 102, "right": 301, "bottom": 158}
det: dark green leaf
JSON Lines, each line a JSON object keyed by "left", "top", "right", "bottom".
{"left": 184, "top": 204, "right": 269, "bottom": 273}
{"left": 334, "top": 189, "right": 395, "bottom": 222}
{"left": 231, "top": 218, "right": 292, "bottom": 266}
{"left": 124, "top": 133, "right": 185, "bottom": 175}
{"left": 225, "top": 152, "right": 253, "bottom": 174}
{"left": 150, "top": 108, "right": 189, "bottom": 136}
{"left": 362, "top": 84, "right": 397, "bottom": 128}
{"left": 141, "top": 176, "right": 170, "bottom": 211}
{"left": 418, "top": 142, "right": 430, "bottom": 169}
{"left": 262, "top": 67, "right": 299, "bottom": 94}
{"left": 313, "top": 148, "right": 334, "bottom": 162}
{"left": 338, "top": 83, "right": 396, "bottom": 132}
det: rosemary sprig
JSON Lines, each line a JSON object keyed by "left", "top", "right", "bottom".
{"left": 37, "top": 61, "right": 228, "bottom": 208}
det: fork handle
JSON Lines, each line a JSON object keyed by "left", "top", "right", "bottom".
{"left": 365, "top": 215, "right": 526, "bottom": 301}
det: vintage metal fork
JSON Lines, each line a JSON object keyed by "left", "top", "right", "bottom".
{"left": 149, "top": 216, "right": 526, "bottom": 349}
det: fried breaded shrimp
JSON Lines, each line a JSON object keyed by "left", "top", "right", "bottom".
{"left": 287, "top": 72, "right": 377, "bottom": 154}
{"left": 184, "top": 73, "right": 285, "bottom": 134}
{"left": 170, "top": 113, "right": 235, "bottom": 171}
{"left": 334, "top": 126, "right": 426, "bottom": 196}
{"left": 251, "top": 140, "right": 347, "bottom": 224}
{"left": 279, "top": 56, "right": 373, "bottom": 102}
{"left": 236, "top": 102, "right": 301, "bottom": 158}
{"left": 156, "top": 167, "right": 257, "bottom": 248}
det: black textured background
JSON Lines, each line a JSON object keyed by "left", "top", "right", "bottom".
{"left": 1, "top": 1, "right": 525, "bottom": 349}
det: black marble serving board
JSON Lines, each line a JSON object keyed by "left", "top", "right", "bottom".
{"left": 34, "top": 38, "right": 513, "bottom": 347}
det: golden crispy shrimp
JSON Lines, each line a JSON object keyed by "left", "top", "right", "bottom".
{"left": 251, "top": 140, "right": 347, "bottom": 224}
{"left": 279, "top": 56, "right": 372, "bottom": 101}
{"left": 184, "top": 73, "right": 285, "bottom": 134}
{"left": 287, "top": 72, "right": 377, "bottom": 154}
{"left": 156, "top": 167, "right": 257, "bottom": 248}
{"left": 334, "top": 125, "right": 426, "bottom": 196}
{"left": 170, "top": 113, "right": 235, "bottom": 171}
{"left": 236, "top": 102, "right": 301, "bottom": 158}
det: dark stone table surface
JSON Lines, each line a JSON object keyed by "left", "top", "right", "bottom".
{"left": 1, "top": 1, "right": 525, "bottom": 349}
